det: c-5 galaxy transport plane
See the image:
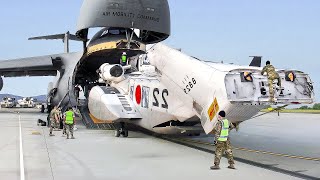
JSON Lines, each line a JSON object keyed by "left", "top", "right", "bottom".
{"left": 0, "top": 0, "right": 314, "bottom": 137}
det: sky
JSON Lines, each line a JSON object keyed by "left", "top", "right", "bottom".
{"left": 0, "top": 0, "right": 319, "bottom": 102}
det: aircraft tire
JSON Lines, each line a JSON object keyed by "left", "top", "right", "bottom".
{"left": 41, "top": 105, "right": 45, "bottom": 113}
{"left": 47, "top": 105, "right": 52, "bottom": 113}
{"left": 115, "top": 129, "right": 121, "bottom": 137}
{"left": 122, "top": 129, "right": 128, "bottom": 138}
{"left": 47, "top": 115, "right": 50, "bottom": 127}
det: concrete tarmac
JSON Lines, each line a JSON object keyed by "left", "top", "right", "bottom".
{"left": 190, "top": 112, "right": 320, "bottom": 179}
{"left": 0, "top": 109, "right": 303, "bottom": 180}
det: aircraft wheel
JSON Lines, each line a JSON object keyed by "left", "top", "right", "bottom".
{"left": 115, "top": 129, "right": 121, "bottom": 137}
{"left": 41, "top": 105, "right": 45, "bottom": 113}
{"left": 47, "top": 105, "right": 52, "bottom": 113}
{"left": 47, "top": 115, "right": 51, "bottom": 127}
{"left": 122, "top": 129, "right": 129, "bottom": 137}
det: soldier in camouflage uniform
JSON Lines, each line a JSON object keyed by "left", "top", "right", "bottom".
{"left": 49, "top": 106, "right": 60, "bottom": 136}
{"left": 261, "top": 61, "right": 281, "bottom": 101}
{"left": 210, "top": 110, "right": 236, "bottom": 170}
{"left": 59, "top": 107, "right": 67, "bottom": 137}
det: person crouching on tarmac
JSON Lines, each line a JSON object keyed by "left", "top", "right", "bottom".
{"left": 49, "top": 106, "right": 60, "bottom": 136}
{"left": 64, "top": 107, "right": 76, "bottom": 139}
{"left": 211, "top": 110, "right": 236, "bottom": 170}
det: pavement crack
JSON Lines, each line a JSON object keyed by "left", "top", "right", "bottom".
{"left": 42, "top": 127, "right": 55, "bottom": 180}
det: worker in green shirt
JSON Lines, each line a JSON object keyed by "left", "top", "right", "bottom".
{"left": 64, "top": 107, "right": 76, "bottom": 139}
{"left": 120, "top": 52, "right": 127, "bottom": 66}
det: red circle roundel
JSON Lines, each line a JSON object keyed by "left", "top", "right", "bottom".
{"left": 135, "top": 85, "right": 142, "bottom": 105}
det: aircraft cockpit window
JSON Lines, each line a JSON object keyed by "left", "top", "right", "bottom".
{"left": 108, "top": 29, "right": 126, "bottom": 35}
{"left": 95, "top": 28, "right": 127, "bottom": 40}
{"left": 100, "top": 30, "right": 109, "bottom": 37}
{"left": 109, "top": 29, "right": 120, "bottom": 35}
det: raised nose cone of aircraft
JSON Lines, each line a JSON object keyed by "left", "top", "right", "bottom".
{"left": 76, "top": 0, "right": 171, "bottom": 44}
{"left": 74, "top": 0, "right": 171, "bottom": 92}
{"left": 86, "top": 27, "right": 146, "bottom": 57}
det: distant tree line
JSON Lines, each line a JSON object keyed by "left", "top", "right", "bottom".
{"left": 299, "top": 103, "right": 320, "bottom": 110}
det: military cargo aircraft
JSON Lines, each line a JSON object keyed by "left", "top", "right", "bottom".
{"left": 0, "top": 0, "right": 314, "bottom": 137}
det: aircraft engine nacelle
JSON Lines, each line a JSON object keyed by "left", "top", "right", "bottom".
{"left": 99, "top": 63, "right": 124, "bottom": 83}
{"left": 0, "top": 77, "right": 3, "bottom": 91}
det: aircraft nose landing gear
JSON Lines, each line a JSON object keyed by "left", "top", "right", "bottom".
{"left": 115, "top": 122, "right": 128, "bottom": 137}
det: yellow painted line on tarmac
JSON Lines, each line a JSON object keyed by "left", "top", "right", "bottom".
{"left": 173, "top": 138, "right": 320, "bottom": 162}
{"left": 31, "top": 131, "right": 41, "bottom": 135}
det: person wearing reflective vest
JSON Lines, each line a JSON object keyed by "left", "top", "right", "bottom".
{"left": 210, "top": 110, "right": 236, "bottom": 170}
{"left": 64, "top": 107, "right": 76, "bottom": 139}
{"left": 120, "top": 52, "right": 127, "bottom": 66}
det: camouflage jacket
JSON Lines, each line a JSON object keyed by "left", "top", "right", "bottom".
{"left": 261, "top": 64, "right": 279, "bottom": 78}
{"left": 50, "top": 109, "right": 59, "bottom": 121}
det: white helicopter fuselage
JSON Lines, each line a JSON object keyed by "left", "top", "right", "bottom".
{"left": 88, "top": 43, "right": 314, "bottom": 135}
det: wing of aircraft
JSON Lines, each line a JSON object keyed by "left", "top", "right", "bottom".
{"left": 28, "top": 33, "right": 83, "bottom": 42}
{"left": 0, "top": 54, "right": 63, "bottom": 77}
{"left": 0, "top": 53, "right": 65, "bottom": 93}
{"left": 0, "top": 51, "right": 84, "bottom": 111}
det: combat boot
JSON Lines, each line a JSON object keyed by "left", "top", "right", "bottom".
{"left": 210, "top": 164, "right": 220, "bottom": 170}
{"left": 228, "top": 164, "right": 236, "bottom": 169}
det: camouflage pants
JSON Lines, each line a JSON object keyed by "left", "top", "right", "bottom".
{"left": 214, "top": 140, "right": 235, "bottom": 165}
{"left": 66, "top": 124, "right": 74, "bottom": 138}
{"left": 62, "top": 121, "right": 67, "bottom": 135}
{"left": 49, "top": 119, "right": 59, "bottom": 134}
{"left": 268, "top": 75, "right": 281, "bottom": 98}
